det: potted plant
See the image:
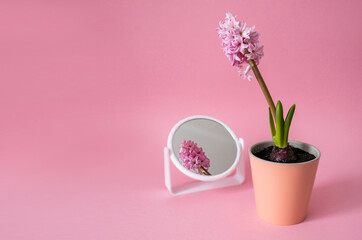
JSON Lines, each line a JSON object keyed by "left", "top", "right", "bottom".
{"left": 217, "top": 12, "right": 321, "bottom": 225}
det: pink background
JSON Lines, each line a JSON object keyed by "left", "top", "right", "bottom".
{"left": 1, "top": 0, "right": 361, "bottom": 239}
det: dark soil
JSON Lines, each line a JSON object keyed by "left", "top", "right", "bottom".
{"left": 254, "top": 146, "right": 316, "bottom": 163}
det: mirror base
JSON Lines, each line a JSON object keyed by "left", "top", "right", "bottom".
{"left": 164, "top": 138, "right": 245, "bottom": 196}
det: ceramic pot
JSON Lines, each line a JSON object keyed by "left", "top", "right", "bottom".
{"left": 249, "top": 140, "right": 320, "bottom": 225}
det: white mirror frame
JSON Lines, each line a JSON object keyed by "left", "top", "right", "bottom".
{"left": 164, "top": 115, "right": 245, "bottom": 196}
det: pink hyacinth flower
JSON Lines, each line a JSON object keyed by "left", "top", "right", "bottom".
{"left": 217, "top": 12, "right": 264, "bottom": 80}
{"left": 179, "top": 140, "right": 210, "bottom": 174}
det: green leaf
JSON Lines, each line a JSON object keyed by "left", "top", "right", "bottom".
{"left": 269, "top": 108, "right": 276, "bottom": 137}
{"left": 275, "top": 101, "right": 285, "bottom": 148}
{"left": 283, "top": 104, "right": 296, "bottom": 147}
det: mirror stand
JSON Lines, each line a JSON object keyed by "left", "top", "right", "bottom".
{"left": 164, "top": 138, "right": 245, "bottom": 196}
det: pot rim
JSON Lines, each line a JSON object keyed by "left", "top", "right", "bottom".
{"left": 249, "top": 140, "right": 321, "bottom": 165}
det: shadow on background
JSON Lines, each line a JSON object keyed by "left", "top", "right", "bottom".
{"left": 307, "top": 177, "right": 362, "bottom": 221}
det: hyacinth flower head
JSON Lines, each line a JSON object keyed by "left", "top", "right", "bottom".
{"left": 217, "top": 12, "right": 264, "bottom": 80}
{"left": 217, "top": 12, "right": 297, "bottom": 162}
{"left": 179, "top": 140, "right": 211, "bottom": 175}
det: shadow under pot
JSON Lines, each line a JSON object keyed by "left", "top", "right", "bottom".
{"left": 249, "top": 140, "right": 321, "bottom": 226}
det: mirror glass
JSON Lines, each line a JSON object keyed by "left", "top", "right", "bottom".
{"left": 172, "top": 118, "right": 237, "bottom": 176}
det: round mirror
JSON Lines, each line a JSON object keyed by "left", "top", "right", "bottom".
{"left": 167, "top": 116, "right": 241, "bottom": 181}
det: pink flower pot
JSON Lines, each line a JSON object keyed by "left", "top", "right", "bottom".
{"left": 249, "top": 140, "right": 320, "bottom": 225}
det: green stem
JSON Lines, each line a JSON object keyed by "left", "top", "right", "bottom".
{"left": 248, "top": 59, "right": 276, "bottom": 122}
{"left": 275, "top": 101, "right": 286, "bottom": 148}
{"left": 200, "top": 167, "right": 211, "bottom": 175}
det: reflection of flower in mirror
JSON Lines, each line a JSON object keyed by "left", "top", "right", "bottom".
{"left": 179, "top": 140, "right": 211, "bottom": 175}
